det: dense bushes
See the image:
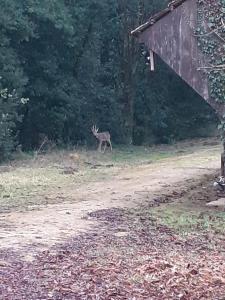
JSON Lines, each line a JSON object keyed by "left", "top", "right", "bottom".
{"left": 0, "top": 82, "right": 28, "bottom": 160}
{"left": 0, "top": 0, "right": 217, "bottom": 160}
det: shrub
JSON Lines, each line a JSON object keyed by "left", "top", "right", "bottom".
{"left": 0, "top": 82, "right": 28, "bottom": 161}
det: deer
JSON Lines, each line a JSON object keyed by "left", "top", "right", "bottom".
{"left": 91, "top": 125, "right": 112, "bottom": 153}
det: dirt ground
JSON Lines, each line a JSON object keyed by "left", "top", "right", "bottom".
{"left": 0, "top": 139, "right": 221, "bottom": 255}
{"left": 2, "top": 139, "right": 225, "bottom": 299}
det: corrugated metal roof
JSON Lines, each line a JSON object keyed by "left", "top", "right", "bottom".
{"left": 131, "top": 0, "right": 188, "bottom": 36}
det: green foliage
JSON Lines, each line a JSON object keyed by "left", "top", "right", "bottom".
{"left": 197, "top": 0, "right": 225, "bottom": 132}
{"left": 0, "top": 0, "right": 218, "bottom": 159}
{"left": 0, "top": 82, "right": 27, "bottom": 160}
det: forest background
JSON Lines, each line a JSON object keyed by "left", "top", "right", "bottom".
{"left": 0, "top": 0, "right": 217, "bottom": 160}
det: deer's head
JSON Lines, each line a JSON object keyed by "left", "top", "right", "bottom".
{"left": 91, "top": 125, "right": 99, "bottom": 137}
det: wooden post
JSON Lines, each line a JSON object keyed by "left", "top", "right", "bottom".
{"left": 150, "top": 50, "right": 155, "bottom": 71}
{"left": 221, "top": 140, "right": 225, "bottom": 177}
{"left": 221, "top": 154, "right": 224, "bottom": 177}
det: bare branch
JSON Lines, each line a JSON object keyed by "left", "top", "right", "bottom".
{"left": 197, "top": 64, "right": 225, "bottom": 71}
{"left": 194, "top": 23, "right": 225, "bottom": 38}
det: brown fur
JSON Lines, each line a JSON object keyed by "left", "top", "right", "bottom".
{"left": 91, "top": 125, "right": 112, "bottom": 153}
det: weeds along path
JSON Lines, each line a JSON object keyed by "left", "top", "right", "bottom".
{"left": 0, "top": 141, "right": 221, "bottom": 256}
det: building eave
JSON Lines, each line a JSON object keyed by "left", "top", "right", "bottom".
{"left": 131, "top": 0, "right": 188, "bottom": 36}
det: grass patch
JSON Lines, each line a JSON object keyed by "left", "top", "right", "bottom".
{"left": 0, "top": 139, "right": 221, "bottom": 213}
{"left": 107, "top": 146, "right": 175, "bottom": 165}
{"left": 151, "top": 205, "right": 225, "bottom": 234}
{"left": 0, "top": 145, "right": 177, "bottom": 212}
{"left": 0, "top": 167, "right": 71, "bottom": 211}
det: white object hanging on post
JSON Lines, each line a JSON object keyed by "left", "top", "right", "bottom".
{"left": 150, "top": 50, "right": 155, "bottom": 71}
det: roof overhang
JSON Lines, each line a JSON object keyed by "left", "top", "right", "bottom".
{"left": 131, "top": 0, "right": 188, "bottom": 36}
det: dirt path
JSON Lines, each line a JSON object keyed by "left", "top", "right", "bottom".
{"left": 0, "top": 145, "right": 221, "bottom": 256}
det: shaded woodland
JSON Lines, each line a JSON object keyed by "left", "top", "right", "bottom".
{"left": 0, "top": 0, "right": 217, "bottom": 160}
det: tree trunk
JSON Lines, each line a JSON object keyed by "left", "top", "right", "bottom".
{"left": 119, "top": 0, "right": 144, "bottom": 144}
{"left": 119, "top": 0, "right": 134, "bottom": 144}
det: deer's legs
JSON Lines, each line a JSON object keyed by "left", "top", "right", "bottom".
{"left": 109, "top": 140, "right": 112, "bottom": 151}
{"left": 98, "top": 141, "right": 102, "bottom": 152}
{"left": 102, "top": 142, "right": 107, "bottom": 153}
